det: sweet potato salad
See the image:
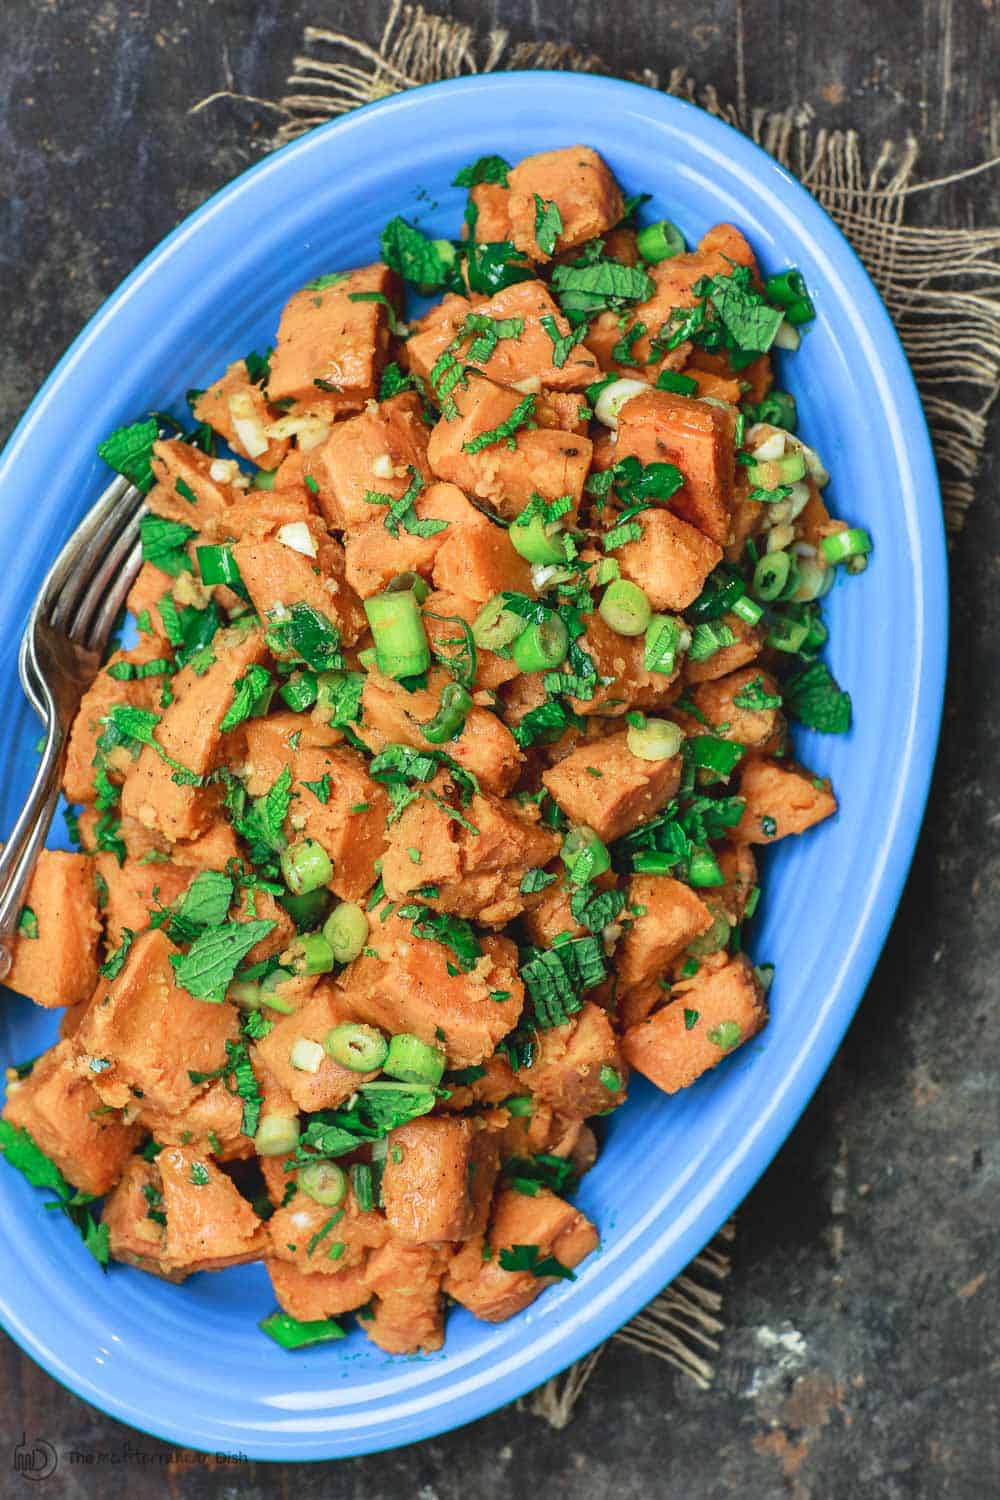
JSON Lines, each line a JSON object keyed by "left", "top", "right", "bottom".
{"left": 1, "top": 145, "right": 871, "bottom": 1355}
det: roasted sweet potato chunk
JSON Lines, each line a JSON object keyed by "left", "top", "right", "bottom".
{"left": 267, "top": 262, "right": 400, "bottom": 412}
{"left": 734, "top": 758, "right": 837, "bottom": 843}
{"left": 542, "top": 732, "right": 682, "bottom": 843}
{"left": 622, "top": 954, "right": 767, "bottom": 1094}
{"left": 507, "top": 147, "right": 624, "bottom": 261}
{"left": 7, "top": 851, "right": 101, "bottom": 1009}
{"left": 445, "top": 1186, "right": 597, "bottom": 1322}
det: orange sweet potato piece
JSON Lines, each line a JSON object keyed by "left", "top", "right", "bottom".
{"left": 462, "top": 183, "right": 512, "bottom": 242}
{"left": 93, "top": 853, "right": 192, "bottom": 948}
{"left": 565, "top": 610, "right": 680, "bottom": 717}
{"left": 427, "top": 373, "right": 592, "bottom": 521}
{"left": 611, "top": 508, "right": 723, "bottom": 611}
{"left": 381, "top": 1116, "right": 500, "bottom": 1244}
{"left": 343, "top": 481, "right": 472, "bottom": 598}
{"left": 251, "top": 980, "right": 378, "bottom": 1112}
{"left": 232, "top": 534, "right": 366, "bottom": 645}
{"left": 147, "top": 437, "right": 241, "bottom": 533}
{"left": 2, "top": 1039, "right": 140, "bottom": 1195}
{"left": 267, "top": 262, "right": 401, "bottom": 411}
{"left": 522, "top": 1002, "right": 627, "bottom": 1117}
{"left": 120, "top": 626, "right": 268, "bottom": 843}
{"left": 266, "top": 1257, "right": 371, "bottom": 1320}
{"left": 75, "top": 928, "right": 240, "bottom": 1115}
{"left": 445, "top": 1186, "right": 597, "bottom": 1322}
{"left": 622, "top": 954, "right": 767, "bottom": 1094}
{"left": 358, "top": 667, "right": 523, "bottom": 796}
{"left": 289, "top": 745, "right": 389, "bottom": 902}
{"left": 63, "top": 642, "right": 164, "bottom": 804}
{"left": 7, "top": 851, "right": 101, "bottom": 1008}
{"left": 336, "top": 913, "right": 523, "bottom": 1068}
{"left": 102, "top": 1156, "right": 181, "bottom": 1279}
{"left": 690, "top": 667, "right": 783, "bottom": 748}
{"left": 507, "top": 147, "right": 624, "bottom": 261}
{"left": 405, "top": 280, "right": 599, "bottom": 392}
{"left": 361, "top": 1239, "right": 452, "bottom": 1354}
{"left": 192, "top": 359, "right": 289, "bottom": 470}
{"left": 684, "top": 612, "right": 763, "bottom": 683}
{"left": 431, "top": 513, "right": 533, "bottom": 604}
{"left": 305, "top": 391, "right": 431, "bottom": 531}
{"left": 267, "top": 1177, "right": 389, "bottom": 1276}
{"left": 616, "top": 876, "right": 713, "bottom": 993}
{"left": 733, "top": 758, "right": 837, "bottom": 844}
{"left": 156, "top": 1145, "right": 266, "bottom": 1271}
{"left": 614, "top": 389, "right": 736, "bottom": 546}
{"left": 542, "top": 732, "right": 682, "bottom": 843}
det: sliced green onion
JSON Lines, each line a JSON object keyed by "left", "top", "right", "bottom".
{"left": 732, "top": 594, "right": 763, "bottom": 626}
{"left": 766, "top": 616, "right": 811, "bottom": 653}
{"left": 280, "top": 670, "right": 319, "bottom": 712}
{"left": 252, "top": 468, "right": 277, "bottom": 490}
{"left": 689, "top": 568, "right": 746, "bottom": 623}
{"left": 765, "top": 268, "right": 810, "bottom": 307}
{"left": 655, "top": 370, "right": 698, "bottom": 396}
{"left": 358, "top": 647, "right": 378, "bottom": 672}
{"left": 595, "top": 558, "right": 620, "bottom": 586}
{"left": 820, "top": 528, "right": 872, "bottom": 566}
{"left": 636, "top": 219, "right": 686, "bottom": 264}
{"left": 512, "top": 614, "right": 569, "bottom": 673}
{"left": 298, "top": 1160, "right": 347, "bottom": 1206}
{"left": 599, "top": 579, "right": 651, "bottom": 637}
{"left": 746, "top": 452, "right": 806, "bottom": 489}
{"left": 752, "top": 551, "right": 791, "bottom": 602}
{"left": 196, "top": 544, "right": 243, "bottom": 588}
{"left": 290, "top": 930, "right": 336, "bottom": 975}
{"left": 324, "top": 1022, "right": 388, "bottom": 1072}
{"left": 687, "top": 848, "right": 726, "bottom": 887}
{"left": 281, "top": 838, "right": 333, "bottom": 896}
{"left": 260, "top": 968, "right": 296, "bottom": 1013}
{"left": 594, "top": 377, "right": 648, "bottom": 429}
{"left": 383, "top": 1033, "right": 446, "bottom": 1086}
{"left": 281, "top": 887, "right": 331, "bottom": 931}
{"left": 510, "top": 512, "right": 565, "bottom": 565}
{"left": 687, "top": 911, "right": 732, "bottom": 957}
{"left": 743, "top": 390, "right": 797, "bottom": 432}
{"left": 289, "top": 1037, "right": 326, "bottom": 1073}
{"left": 316, "top": 669, "right": 363, "bottom": 717}
{"left": 322, "top": 902, "right": 369, "bottom": 965}
{"left": 472, "top": 595, "right": 525, "bottom": 652}
{"left": 254, "top": 1116, "right": 300, "bottom": 1157}
{"left": 421, "top": 681, "right": 473, "bottom": 744}
{"left": 364, "top": 589, "right": 431, "bottom": 680}
{"left": 227, "top": 977, "right": 262, "bottom": 1010}
{"left": 561, "top": 825, "right": 611, "bottom": 886}
{"left": 792, "top": 558, "right": 835, "bottom": 602}
{"left": 259, "top": 1311, "right": 345, "bottom": 1350}
{"left": 627, "top": 717, "right": 683, "bottom": 761}
{"left": 643, "top": 614, "right": 682, "bottom": 675}
{"left": 632, "top": 851, "right": 673, "bottom": 875}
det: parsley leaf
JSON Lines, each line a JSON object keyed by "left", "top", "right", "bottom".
{"left": 266, "top": 603, "right": 344, "bottom": 673}
{"left": 783, "top": 660, "right": 850, "bottom": 733}
{"left": 533, "top": 194, "right": 563, "bottom": 256}
{"left": 302, "top": 774, "right": 331, "bottom": 804}
{"left": 453, "top": 155, "right": 511, "bottom": 187}
{"left": 220, "top": 664, "right": 273, "bottom": 733}
{"left": 139, "top": 514, "right": 196, "bottom": 577}
{"left": 732, "top": 675, "right": 783, "bottom": 711}
{"left": 97, "top": 416, "right": 159, "bottom": 492}
{"left": 497, "top": 1243, "right": 577, "bottom": 1280}
{"left": 170, "top": 920, "right": 277, "bottom": 1003}
{"left": 0, "top": 1120, "right": 110, "bottom": 1267}
{"left": 380, "top": 216, "right": 457, "bottom": 290}
{"left": 17, "top": 908, "right": 38, "bottom": 940}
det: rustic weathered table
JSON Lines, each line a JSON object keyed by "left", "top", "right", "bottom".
{"left": 2, "top": 3, "right": 997, "bottom": 1495}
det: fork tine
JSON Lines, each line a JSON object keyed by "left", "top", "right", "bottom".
{"left": 17, "top": 633, "right": 44, "bottom": 721}
{"left": 83, "top": 532, "right": 146, "bottom": 653}
{"left": 49, "top": 483, "right": 146, "bottom": 631}
{"left": 32, "top": 474, "right": 132, "bottom": 621}
{"left": 68, "top": 502, "right": 147, "bottom": 648}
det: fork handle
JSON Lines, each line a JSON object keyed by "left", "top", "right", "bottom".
{"left": 0, "top": 735, "right": 65, "bottom": 979}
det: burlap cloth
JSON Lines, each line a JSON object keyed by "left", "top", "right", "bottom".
{"left": 196, "top": 0, "right": 1000, "bottom": 1425}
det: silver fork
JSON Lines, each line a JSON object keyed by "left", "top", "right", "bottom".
{"left": 0, "top": 474, "right": 148, "bottom": 978}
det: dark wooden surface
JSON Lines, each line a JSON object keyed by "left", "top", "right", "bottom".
{"left": 2, "top": 2, "right": 998, "bottom": 1495}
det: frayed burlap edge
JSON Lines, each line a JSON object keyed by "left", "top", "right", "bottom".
{"left": 191, "top": 0, "right": 999, "bottom": 1423}
{"left": 195, "top": 0, "right": 1000, "bottom": 535}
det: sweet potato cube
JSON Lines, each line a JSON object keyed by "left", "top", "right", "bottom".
{"left": 157, "top": 1145, "right": 266, "bottom": 1271}
{"left": 192, "top": 359, "right": 289, "bottom": 470}
{"left": 2, "top": 1039, "right": 140, "bottom": 1196}
{"left": 343, "top": 481, "right": 472, "bottom": 598}
{"left": 147, "top": 437, "right": 238, "bottom": 532}
{"left": 622, "top": 953, "right": 767, "bottom": 1094}
{"left": 612, "top": 508, "right": 723, "bottom": 611}
{"left": 94, "top": 854, "right": 193, "bottom": 948}
{"left": 522, "top": 1002, "right": 627, "bottom": 1116}
{"left": 336, "top": 913, "right": 523, "bottom": 1068}
{"left": 690, "top": 667, "right": 783, "bottom": 748}
{"left": 615, "top": 389, "right": 736, "bottom": 545}
{"left": 507, "top": 147, "right": 624, "bottom": 261}
{"left": 463, "top": 182, "right": 511, "bottom": 241}
{"left": 120, "top": 626, "right": 268, "bottom": 843}
{"left": 361, "top": 1239, "right": 451, "bottom": 1354}
{"left": 137, "top": 1077, "right": 247, "bottom": 1159}
{"left": 290, "top": 745, "right": 389, "bottom": 901}
{"left": 358, "top": 667, "right": 523, "bottom": 796}
{"left": 266, "top": 1257, "right": 370, "bottom": 1320}
{"left": 733, "top": 758, "right": 837, "bottom": 844}
{"left": 542, "top": 732, "right": 681, "bottom": 843}
{"left": 251, "top": 980, "right": 377, "bottom": 1112}
{"left": 7, "top": 851, "right": 101, "bottom": 1008}
{"left": 267, "top": 1176, "right": 389, "bottom": 1275}
{"left": 405, "top": 280, "right": 598, "bottom": 392}
{"left": 306, "top": 391, "right": 431, "bottom": 530}
{"left": 565, "top": 611, "right": 679, "bottom": 716}
{"left": 101, "top": 1156, "right": 179, "bottom": 1278}
{"left": 63, "top": 642, "right": 163, "bottom": 804}
{"left": 616, "top": 875, "right": 713, "bottom": 993}
{"left": 232, "top": 534, "right": 366, "bottom": 645}
{"left": 75, "top": 928, "right": 240, "bottom": 1115}
{"left": 267, "top": 262, "right": 401, "bottom": 410}
{"left": 427, "top": 373, "right": 592, "bottom": 521}
{"left": 684, "top": 612, "right": 763, "bottom": 683}
{"left": 430, "top": 511, "right": 533, "bottom": 604}
{"left": 445, "top": 1186, "right": 598, "bottom": 1322}
{"left": 381, "top": 1116, "right": 500, "bottom": 1244}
